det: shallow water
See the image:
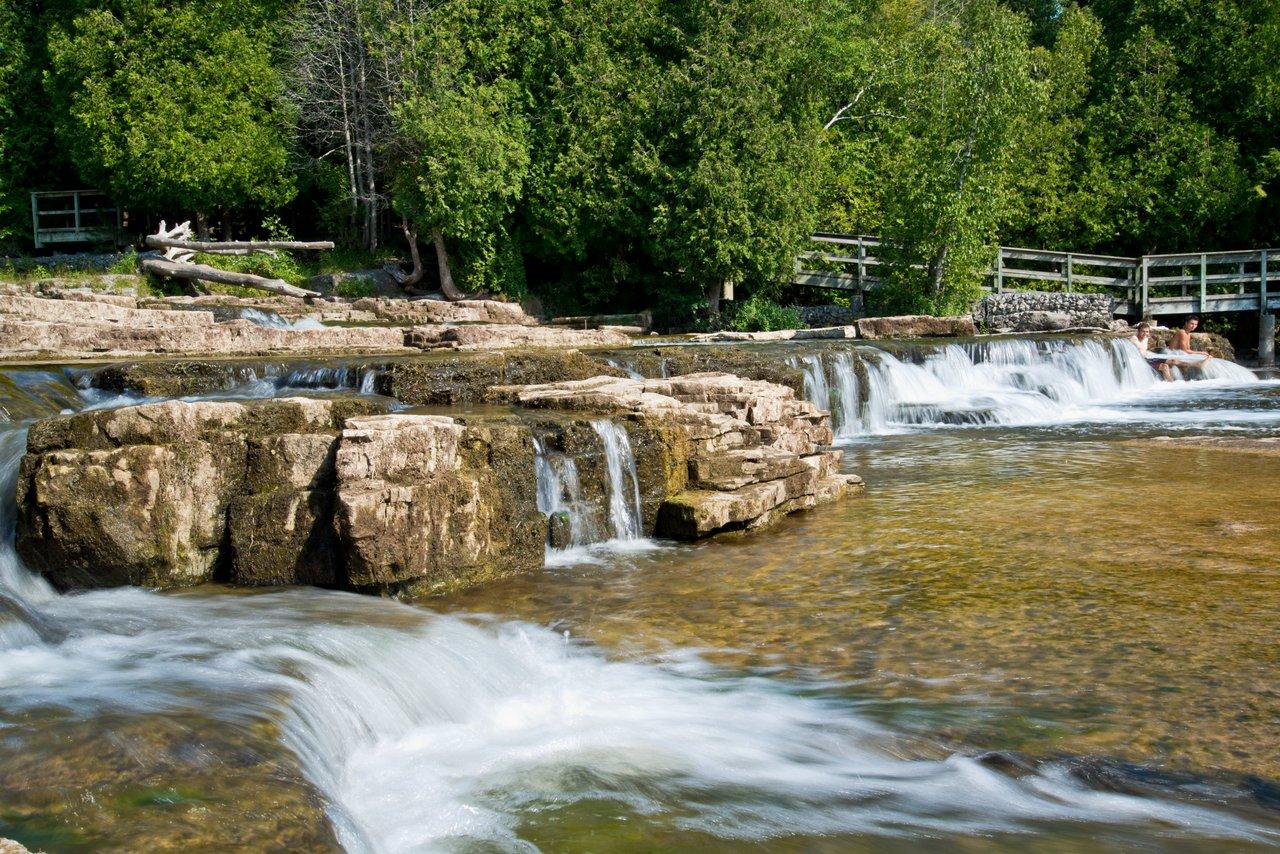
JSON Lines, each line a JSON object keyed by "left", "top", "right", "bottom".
{"left": 1, "top": 340, "right": 1279, "bottom": 851}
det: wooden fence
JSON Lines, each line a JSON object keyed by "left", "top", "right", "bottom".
{"left": 798, "top": 233, "right": 1280, "bottom": 319}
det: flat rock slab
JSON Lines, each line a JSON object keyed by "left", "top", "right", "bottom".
{"left": 855, "top": 314, "right": 978, "bottom": 339}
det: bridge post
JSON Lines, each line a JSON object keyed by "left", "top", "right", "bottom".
{"left": 1262, "top": 251, "right": 1275, "bottom": 368}
{"left": 1261, "top": 314, "right": 1276, "bottom": 367}
{"left": 1199, "top": 254, "right": 1207, "bottom": 313}
{"left": 995, "top": 247, "right": 1003, "bottom": 294}
{"left": 1065, "top": 254, "right": 1073, "bottom": 293}
{"left": 1140, "top": 257, "right": 1149, "bottom": 318}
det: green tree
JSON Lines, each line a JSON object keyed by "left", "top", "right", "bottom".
{"left": 828, "top": 0, "right": 1046, "bottom": 314}
{"left": 46, "top": 0, "right": 295, "bottom": 233}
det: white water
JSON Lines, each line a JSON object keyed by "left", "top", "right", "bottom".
{"left": 591, "top": 420, "right": 644, "bottom": 541}
{"left": 798, "top": 338, "right": 1269, "bottom": 439}
{"left": 240, "top": 307, "right": 326, "bottom": 330}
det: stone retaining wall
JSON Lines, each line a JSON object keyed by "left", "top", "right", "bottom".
{"left": 975, "top": 292, "right": 1113, "bottom": 332}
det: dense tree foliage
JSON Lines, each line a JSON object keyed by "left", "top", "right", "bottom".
{"left": 2, "top": 0, "right": 1277, "bottom": 321}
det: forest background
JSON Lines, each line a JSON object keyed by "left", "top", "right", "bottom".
{"left": 1, "top": 0, "right": 1277, "bottom": 325}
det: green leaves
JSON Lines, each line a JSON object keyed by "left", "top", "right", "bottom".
{"left": 45, "top": 0, "right": 295, "bottom": 217}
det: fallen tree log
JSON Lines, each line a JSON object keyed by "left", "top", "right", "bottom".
{"left": 140, "top": 258, "right": 321, "bottom": 299}
{"left": 144, "top": 236, "right": 336, "bottom": 253}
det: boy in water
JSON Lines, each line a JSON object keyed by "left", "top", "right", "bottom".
{"left": 1128, "top": 322, "right": 1173, "bottom": 381}
{"left": 1168, "top": 316, "right": 1214, "bottom": 364}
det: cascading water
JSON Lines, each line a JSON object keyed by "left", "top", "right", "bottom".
{"left": 797, "top": 337, "right": 1265, "bottom": 439}
{"left": 240, "top": 307, "right": 326, "bottom": 330}
{"left": 0, "top": 365, "right": 1276, "bottom": 849}
{"left": 591, "top": 420, "right": 643, "bottom": 541}
{"left": 532, "top": 436, "right": 590, "bottom": 551}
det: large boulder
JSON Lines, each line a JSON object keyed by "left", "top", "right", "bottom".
{"left": 855, "top": 314, "right": 978, "bottom": 339}
{"left": 15, "top": 396, "right": 545, "bottom": 595}
{"left": 16, "top": 397, "right": 384, "bottom": 589}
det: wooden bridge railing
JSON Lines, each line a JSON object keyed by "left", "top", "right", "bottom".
{"left": 799, "top": 233, "right": 1280, "bottom": 320}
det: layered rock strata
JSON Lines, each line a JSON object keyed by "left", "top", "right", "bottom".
{"left": 16, "top": 374, "right": 860, "bottom": 593}
{"left": 0, "top": 291, "right": 626, "bottom": 360}
{"left": 15, "top": 397, "right": 543, "bottom": 594}
{"left": 493, "top": 373, "right": 863, "bottom": 538}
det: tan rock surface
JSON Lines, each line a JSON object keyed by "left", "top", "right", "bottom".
{"left": 856, "top": 314, "right": 978, "bottom": 339}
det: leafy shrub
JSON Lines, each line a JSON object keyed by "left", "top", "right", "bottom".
{"left": 727, "top": 295, "right": 801, "bottom": 332}
{"left": 335, "top": 275, "right": 377, "bottom": 298}
{"left": 108, "top": 249, "right": 138, "bottom": 274}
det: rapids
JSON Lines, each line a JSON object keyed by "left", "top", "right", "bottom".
{"left": 1, "top": 336, "right": 1278, "bottom": 851}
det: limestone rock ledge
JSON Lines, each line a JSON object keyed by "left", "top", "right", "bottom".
{"left": 494, "top": 373, "right": 864, "bottom": 538}
{"left": 15, "top": 397, "right": 543, "bottom": 593}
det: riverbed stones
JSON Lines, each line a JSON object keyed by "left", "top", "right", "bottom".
{"left": 855, "top": 314, "right": 978, "bottom": 339}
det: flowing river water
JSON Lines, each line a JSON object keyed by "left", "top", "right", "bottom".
{"left": 1, "top": 337, "right": 1278, "bottom": 852}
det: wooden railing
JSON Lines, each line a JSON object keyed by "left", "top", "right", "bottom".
{"left": 799, "top": 233, "right": 1280, "bottom": 318}
{"left": 30, "top": 190, "right": 119, "bottom": 249}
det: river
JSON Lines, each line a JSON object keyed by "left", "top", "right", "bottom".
{"left": 1, "top": 337, "right": 1278, "bottom": 852}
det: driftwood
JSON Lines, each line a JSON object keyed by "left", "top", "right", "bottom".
{"left": 141, "top": 222, "right": 322, "bottom": 298}
{"left": 145, "top": 236, "right": 335, "bottom": 253}
{"left": 140, "top": 258, "right": 321, "bottom": 299}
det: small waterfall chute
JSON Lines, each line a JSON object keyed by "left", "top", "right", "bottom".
{"left": 591, "top": 420, "right": 643, "bottom": 541}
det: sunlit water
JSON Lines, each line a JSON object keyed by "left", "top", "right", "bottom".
{"left": 1, "top": 340, "right": 1279, "bottom": 851}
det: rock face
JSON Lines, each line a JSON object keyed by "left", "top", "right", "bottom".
{"left": 15, "top": 397, "right": 543, "bottom": 593}
{"left": 855, "top": 314, "right": 978, "bottom": 339}
{"left": 16, "top": 373, "right": 860, "bottom": 592}
{"left": 974, "top": 293, "right": 1113, "bottom": 332}
{"left": 494, "top": 373, "right": 862, "bottom": 539}
{"left": 333, "top": 414, "right": 543, "bottom": 595}
{"left": 16, "top": 398, "right": 383, "bottom": 589}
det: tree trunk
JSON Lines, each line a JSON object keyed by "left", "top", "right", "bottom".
{"left": 391, "top": 216, "right": 425, "bottom": 291}
{"left": 141, "top": 258, "right": 321, "bottom": 299}
{"left": 432, "top": 230, "right": 468, "bottom": 301}
{"left": 196, "top": 212, "right": 209, "bottom": 240}
{"left": 704, "top": 280, "right": 722, "bottom": 321}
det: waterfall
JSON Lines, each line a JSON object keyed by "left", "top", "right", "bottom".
{"left": 793, "top": 337, "right": 1266, "bottom": 438}
{"left": 830, "top": 353, "right": 863, "bottom": 439}
{"left": 532, "top": 436, "right": 589, "bottom": 551}
{"left": 603, "top": 358, "right": 644, "bottom": 380}
{"left": 591, "top": 420, "right": 643, "bottom": 541}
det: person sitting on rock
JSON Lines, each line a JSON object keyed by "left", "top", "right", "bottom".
{"left": 1128, "top": 322, "right": 1173, "bottom": 381}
